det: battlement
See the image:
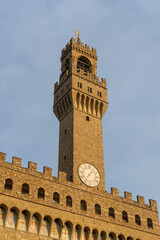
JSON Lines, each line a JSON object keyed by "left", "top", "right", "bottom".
{"left": 0, "top": 152, "right": 157, "bottom": 212}
{"left": 61, "top": 37, "right": 97, "bottom": 61}
{"left": 54, "top": 72, "right": 107, "bottom": 92}
{"left": 0, "top": 152, "right": 60, "bottom": 182}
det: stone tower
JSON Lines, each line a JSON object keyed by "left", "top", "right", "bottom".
{"left": 0, "top": 35, "right": 160, "bottom": 240}
{"left": 53, "top": 36, "right": 108, "bottom": 192}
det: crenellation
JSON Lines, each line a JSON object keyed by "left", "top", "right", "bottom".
{"left": 70, "top": 37, "right": 76, "bottom": 45}
{"left": 92, "top": 47, "right": 97, "bottom": 54}
{"left": 54, "top": 82, "right": 59, "bottom": 92}
{"left": 0, "top": 152, "right": 158, "bottom": 212}
{"left": 149, "top": 199, "right": 158, "bottom": 212}
{"left": 124, "top": 191, "right": 132, "bottom": 201}
{"left": 0, "top": 152, "right": 6, "bottom": 162}
{"left": 111, "top": 187, "right": 119, "bottom": 197}
{"left": 43, "top": 166, "right": 52, "bottom": 178}
{"left": 58, "top": 171, "right": 67, "bottom": 181}
{"left": 28, "top": 161, "right": 37, "bottom": 172}
{"left": 12, "top": 156, "right": 22, "bottom": 167}
{"left": 61, "top": 38, "right": 97, "bottom": 61}
{"left": 137, "top": 195, "right": 145, "bottom": 206}
{"left": 62, "top": 47, "right": 66, "bottom": 56}
{"left": 85, "top": 44, "right": 90, "bottom": 50}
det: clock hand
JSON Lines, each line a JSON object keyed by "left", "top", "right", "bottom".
{"left": 87, "top": 170, "right": 93, "bottom": 178}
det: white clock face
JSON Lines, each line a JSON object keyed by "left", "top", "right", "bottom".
{"left": 78, "top": 163, "right": 100, "bottom": 187}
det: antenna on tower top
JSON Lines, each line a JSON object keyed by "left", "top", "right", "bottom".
{"left": 75, "top": 28, "right": 80, "bottom": 42}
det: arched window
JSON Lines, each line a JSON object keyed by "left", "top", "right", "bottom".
{"left": 122, "top": 211, "right": 128, "bottom": 222}
{"left": 118, "top": 235, "right": 125, "bottom": 240}
{"left": 77, "top": 56, "right": 92, "bottom": 73}
{"left": 109, "top": 232, "right": 116, "bottom": 240}
{"left": 66, "top": 196, "right": 72, "bottom": 207}
{"left": 4, "top": 178, "right": 13, "bottom": 190}
{"left": 65, "top": 58, "right": 69, "bottom": 71}
{"left": 135, "top": 214, "right": 141, "bottom": 226}
{"left": 147, "top": 218, "right": 153, "bottom": 229}
{"left": 80, "top": 200, "right": 87, "bottom": 211}
{"left": 109, "top": 207, "right": 115, "bottom": 218}
{"left": 53, "top": 192, "right": 60, "bottom": 203}
{"left": 95, "top": 204, "right": 101, "bottom": 215}
{"left": 38, "top": 187, "right": 45, "bottom": 199}
{"left": 127, "top": 237, "right": 133, "bottom": 240}
{"left": 22, "top": 183, "right": 29, "bottom": 194}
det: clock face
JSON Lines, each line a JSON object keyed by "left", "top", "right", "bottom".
{"left": 78, "top": 163, "right": 100, "bottom": 187}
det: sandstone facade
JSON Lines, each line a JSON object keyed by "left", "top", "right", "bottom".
{"left": 0, "top": 37, "right": 159, "bottom": 240}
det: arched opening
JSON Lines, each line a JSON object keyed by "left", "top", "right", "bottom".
{"left": 18, "top": 210, "right": 30, "bottom": 232}
{"left": 90, "top": 98, "right": 94, "bottom": 114}
{"left": 95, "top": 100, "right": 99, "bottom": 116}
{"left": 53, "top": 192, "right": 60, "bottom": 203}
{"left": 80, "top": 200, "right": 87, "bottom": 211}
{"left": 76, "top": 92, "right": 80, "bottom": 109}
{"left": 54, "top": 218, "right": 63, "bottom": 239}
{"left": 122, "top": 211, "right": 128, "bottom": 222}
{"left": 86, "top": 96, "right": 89, "bottom": 113}
{"left": 92, "top": 229, "right": 98, "bottom": 240}
{"left": 66, "top": 196, "right": 72, "bottom": 207}
{"left": 84, "top": 227, "right": 90, "bottom": 240}
{"left": 77, "top": 56, "right": 92, "bottom": 74}
{"left": 109, "top": 207, "right": 115, "bottom": 219}
{"left": 63, "top": 221, "right": 73, "bottom": 240}
{"left": 29, "top": 213, "right": 41, "bottom": 234}
{"left": 135, "top": 215, "right": 141, "bottom": 226}
{"left": 65, "top": 58, "right": 70, "bottom": 72}
{"left": 95, "top": 204, "right": 101, "bottom": 215}
{"left": 147, "top": 218, "right": 153, "bottom": 229}
{"left": 40, "top": 215, "right": 52, "bottom": 236}
{"left": 57, "top": 105, "right": 60, "bottom": 118}
{"left": 100, "top": 231, "right": 107, "bottom": 240}
{"left": 38, "top": 187, "right": 45, "bottom": 199}
{"left": 59, "top": 103, "right": 63, "bottom": 114}
{"left": 109, "top": 232, "right": 116, "bottom": 240}
{"left": 62, "top": 99, "right": 66, "bottom": 112}
{"left": 127, "top": 237, "right": 133, "bottom": 240}
{"left": 6, "top": 207, "right": 19, "bottom": 229}
{"left": 100, "top": 102, "right": 103, "bottom": 118}
{"left": 65, "top": 96, "right": 69, "bottom": 109}
{"left": 81, "top": 94, "right": 85, "bottom": 110}
{"left": 22, "top": 183, "right": 29, "bottom": 195}
{"left": 75, "top": 224, "right": 82, "bottom": 240}
{"left": 0, "top": 204, "right": 7, "bottom": 227}
{"left": 118, "top": 234, "right": 125, "bottom": 240}
{"left": 4, "top": 178, "right": 13, "bottom": 190}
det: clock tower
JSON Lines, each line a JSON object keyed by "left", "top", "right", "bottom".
{"left": 53, "top": 36, "right": 108, "bottom": 192}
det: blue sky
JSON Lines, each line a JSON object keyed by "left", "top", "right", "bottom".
{"left": 0, "top": 0, "right": 160, "bottom": 210}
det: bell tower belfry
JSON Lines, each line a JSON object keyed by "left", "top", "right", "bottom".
{"left": 53, "top": 36, "right": 108, "bottom": 192}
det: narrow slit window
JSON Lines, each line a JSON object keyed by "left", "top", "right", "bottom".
{"left": 86, "top": 116, "right": 90, "bottom": 121}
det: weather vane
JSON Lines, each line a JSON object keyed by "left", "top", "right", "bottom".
{"left": 75, "top": 28, "right": 80, "bottom": 42}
